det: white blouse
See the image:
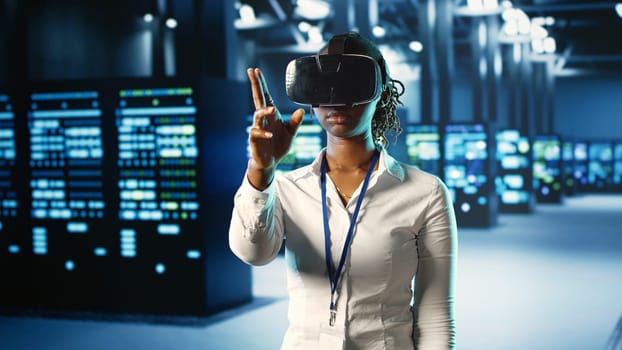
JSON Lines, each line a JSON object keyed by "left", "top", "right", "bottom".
{"left": 229, "top": 148, "right": 457, "bottom": 350}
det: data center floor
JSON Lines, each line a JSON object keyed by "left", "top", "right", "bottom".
{"left": 1, "top": 194, "right": 621, "bottom": 350}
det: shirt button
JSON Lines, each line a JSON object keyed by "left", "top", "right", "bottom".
{"left": 254, "top": 198, "right": 266, "bottom": 205}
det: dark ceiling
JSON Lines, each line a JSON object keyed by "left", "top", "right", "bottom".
{"left": 237, "top": 0, "right": 622, "bottom": 74}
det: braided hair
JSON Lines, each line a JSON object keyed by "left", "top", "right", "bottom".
{"left": 373, "top": 77, "right": 405, "bottom": 148}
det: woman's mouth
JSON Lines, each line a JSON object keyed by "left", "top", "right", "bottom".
{"left": 326, "top": 111, "right": 351, "bottom": 124}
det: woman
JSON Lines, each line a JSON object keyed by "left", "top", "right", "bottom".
{"left": 229, "top": 32, "right": 457, "bottom": 349}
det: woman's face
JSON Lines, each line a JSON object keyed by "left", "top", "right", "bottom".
{"left": 312, "top": 97, "right": 379, "bottom": 140}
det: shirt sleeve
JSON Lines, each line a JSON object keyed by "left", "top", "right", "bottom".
{"left": 228, "top": 173, "right": 285, "bottom": 266}
{"left": 413, "top": 178, "right": 458, "bottom": 349}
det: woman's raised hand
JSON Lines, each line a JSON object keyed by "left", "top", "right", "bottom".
{"left": 246, "top": 68, "right": 305, "bottom": 190}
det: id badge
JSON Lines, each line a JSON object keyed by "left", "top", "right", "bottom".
{"left": 318, "top": 322, "right": 345, "bottom": 350}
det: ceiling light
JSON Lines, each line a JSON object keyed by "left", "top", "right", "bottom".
{"left": 543, "top": 37, "right": 556, "bottom": 53}
{"left": 165, "top": 18, "right": 178, "bottom": 29}
{"left": 143, "top": 13, "right": 154, "bottom": 23}
{"left": 530, "top": 24, "right": 548, "bottom": 40}
{"left": 502, "top": 21, "right": 518, "bottom": 36}
{"left": 544, "top": 16, "right": 555, "bottom": 26}
{"left": 482, "top": 0, "right": 499, "bottom": 9}
{"left": 298, "top": 21, "right": 311, "bottom": 33}
{"left": 409, "top": 41, "right": 423, "bottom": 52}
{"left": 615, "top": 3, "right": 622, "bottom": 18}
{"left": 372, "top": 25, "right": 386, "bottom": 38}
{"left": 531, "top": 39, "right": 544, "bottom": 54}
{"left": 467, "top": 0, "right": 484, "bottom": 11}
{"left": 239, "top": 4, "right": 256, "bottom": 24}
{"left": 295, "top": 0, "right": 331, "bottom": 20}
{"left": 518, "top": 17, "right": 531, "bottom": 35}
{"left": 308, "top": 26, "right": 323, "bottom": 43}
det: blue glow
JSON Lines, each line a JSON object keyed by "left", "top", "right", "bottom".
{"left": 67, "top": 222, "right": 88, "bottom": 233}
{"left": 119, "top": 88, "right": 193, "bottom": 98}
{"left": 118, "top": 106, "right": 197, "bottom": 116}
{"left": 461, "top": 202, "right": 471, "bottom": 213}
{"left": 155, "top": 263, "right": 166, "bottom": 274}
{"left": 28, "top": 91, "right": 105, "bottom": 226}
{"left": 94, "top": 247, "right": 107, "bottom": 256}
{"left": 186, "top": 250, "right": 201, "bottom": 259}
{"left": 157, "top": 224, "right": 180, "bottom": 235}
{"left": 65, "top": 260, "right": 75, "bottom": 271}
{"left": 0, "top": 112, "right": 13, "bottom": 120}
{"left": 31, "top": 91, "right": 98, "bottom": 100}
{"left": 501, "top": 190, "right": 529, "bottom": 204}
{"left": 8, "top": 244, "right": 20, "bottom": 254}
{"left": 504, "top": 175, "right": 525, "bottom": 189}
{"left": 32, "top": 227, "right": 48, "bottom": 255}
{"left": 30, "top": 109, "right": 102, "bottom": 118}
{"left": 120, "top": 228, "right": 137, "bottom": 258}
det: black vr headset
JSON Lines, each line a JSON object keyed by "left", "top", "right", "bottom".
{"left": 285, "top": 35, "right": 386, "bottom": 107}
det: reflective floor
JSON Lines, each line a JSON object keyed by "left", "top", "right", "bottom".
{"left": 1, "top": 194, "right": 621, "bottom": 350}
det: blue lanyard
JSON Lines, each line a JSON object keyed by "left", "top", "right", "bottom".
{"left": 320, "top": 149, "right": 379, "bottom": 326}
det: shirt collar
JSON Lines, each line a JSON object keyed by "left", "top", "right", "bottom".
{"left": 293, "top": 147, "right": 405, "bottom": 182}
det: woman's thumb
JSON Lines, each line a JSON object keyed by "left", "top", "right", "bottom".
{"left": 287, "top": 108, "right": 305, "bottom": 134}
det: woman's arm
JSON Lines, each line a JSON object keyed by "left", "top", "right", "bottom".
{"left": 228, "top": 67, "right": 304, "bottom": 266}
{"left": 413, "top": 178, "right": 458, "bottom": 349}
{"left": 228, "top": 171, "right": 284, "bottom": 266}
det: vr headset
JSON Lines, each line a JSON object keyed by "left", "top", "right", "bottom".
{"left": 285, "top": 53, "right": 383, "bottom": 107}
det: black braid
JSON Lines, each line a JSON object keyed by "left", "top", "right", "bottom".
{"left": 372, "top": 78, "right": 405, "bottom": 148}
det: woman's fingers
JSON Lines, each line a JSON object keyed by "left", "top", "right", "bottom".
{"left": 256, "top": 68, "right": 274, "bottom": 106}
{"left": 288, "top": 108, "right": 305, "bottom": 134}
{"left": 253, "top": 106, "right": 276, "bottom": 129}
{"left": 247, "top": 68, "right": 266, "bottom": 109}
{"left": 249, "top": 126, "right": 273, "bottom": 139}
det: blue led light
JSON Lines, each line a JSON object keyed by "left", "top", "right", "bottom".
{"left": 157, "top": 224, "right": 180, "bottom": 235}
{"left": 30, "top": 109, "right": 102, "bottom": 118}
{"left": 120, "top": 228, "right": 137, "bottom": 258}
{"left": 460, "top": 202, "right": 471, "bottom": 213}
{"left": 31, "top": 91, "right": 98, "bottom": 101}
{"left": 118, "top": 106, "right": 197, "bottom": 116}
{"left": 94, "top": 247, "right": 107, "bottom": 256}
{"left": 155, "top": 263, "right": 166, "bottom": 274}
{"left": 186, "top": 250, "right": 201, "bottom": 259}
{"left": 65, "top": 260, "right": 75, "bottom": 271}
{"left": 67, "top": 222, "right": 88, "bottom": 233}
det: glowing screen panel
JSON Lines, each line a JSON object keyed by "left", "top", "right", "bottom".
{"left": 614, "top": 143, "right": 622, "bottom": 188}
{"left": 444, "top": 123, "right": 495, "bottom": 227}
{"left": 561, "top": 140, "right": 576, "bottom": 195}
{"left": 588, "top": 141, "right": 613, "bottom": 191}
{"left": 27, "top": 90, "right": 105, "bottom": 257}
{"left": 116, "top": 87, "right": 201, "bottom": 263}
{"left": 0, "top": 80, "right": 253, "bottom": 316}
{"left": 573, "top": 141, "right": 589, "bottom": 190}
{"left": 0, "top": 94, "right": 17, "bottom": 251}
{"left": 495, "top": 129, "right": 531, "bottom": 208}
{"left": 532, "top": 135, "right": 562, "bottom": 202}
{"left": 405, "top": 124, "right": 440, "bottom": 175}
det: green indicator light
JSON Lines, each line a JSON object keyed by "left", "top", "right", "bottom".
{"left": 152, "top": 98, "right": 160, "bottom": 106}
